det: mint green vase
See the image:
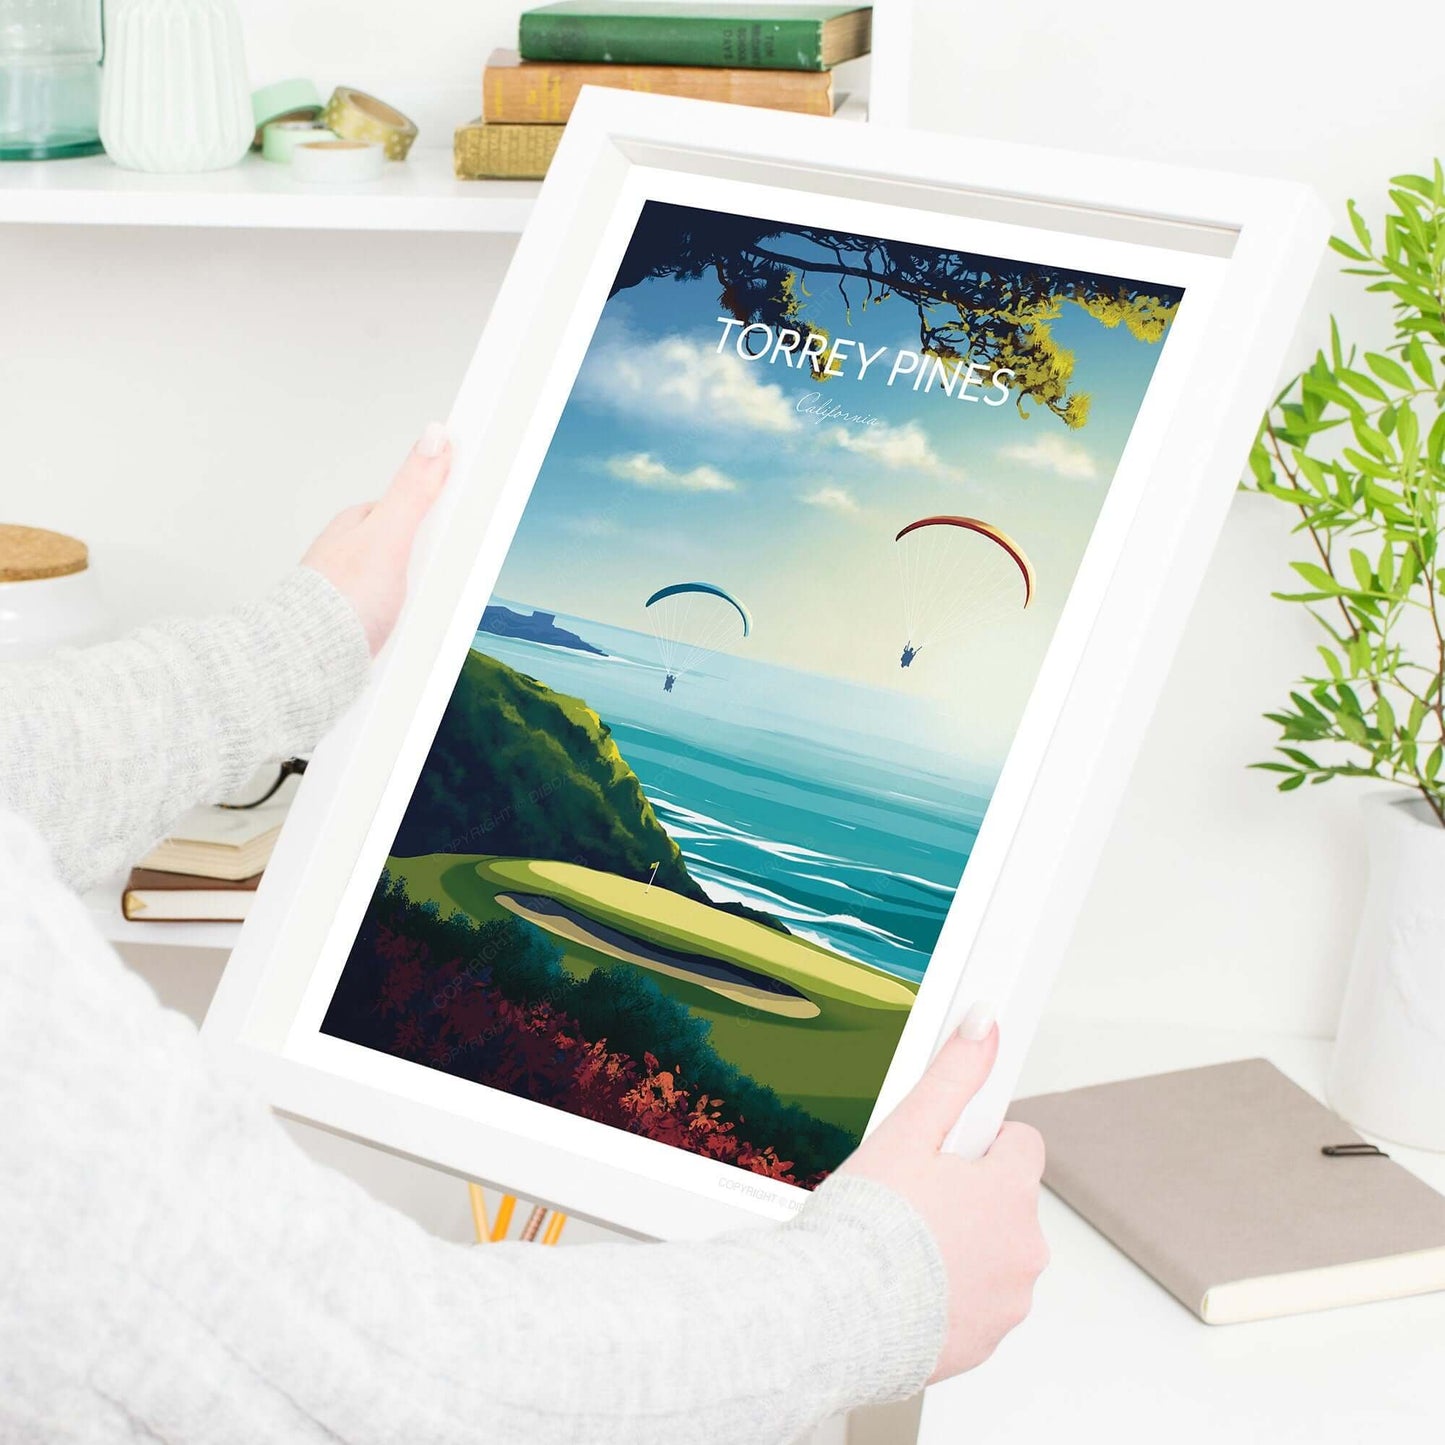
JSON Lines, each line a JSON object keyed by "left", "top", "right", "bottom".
{"left": 0, "top": 0, "right": 105, "bottom": 160}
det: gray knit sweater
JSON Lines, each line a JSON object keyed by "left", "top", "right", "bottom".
{"left": 0, "top": 568, "right": 946, "bottom": 1445}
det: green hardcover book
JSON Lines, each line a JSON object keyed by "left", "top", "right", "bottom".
{"left": 517, "top": 3, "right": 872, "bottom": 72}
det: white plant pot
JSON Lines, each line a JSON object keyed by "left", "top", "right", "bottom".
{"left": 1327, "top": 791, "right": 1445, "bottom": 1151}
{"left": 99, "top": 0, "right": 252, "bottom": 173}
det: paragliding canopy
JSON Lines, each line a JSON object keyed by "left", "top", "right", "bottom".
{"left": 644, "top": 581, "right": 752, "bottom": 686}
{"left": 645, "top": 581, "right": 753, "bottom": 636}
{"left": 894, "top": 515, "right": 1035, "bottom": 663}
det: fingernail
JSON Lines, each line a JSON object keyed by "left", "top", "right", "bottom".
{"left": 416, "top": 421, "right": 448, "bottom": 458}
{"left": 957, "top": 1000, "right": 996, "bottom": 1042}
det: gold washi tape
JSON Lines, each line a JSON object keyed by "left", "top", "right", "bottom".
{"left": 323, "top": 86, "right": 419, "bottom": 162}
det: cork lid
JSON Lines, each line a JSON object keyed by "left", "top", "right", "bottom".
{"left": 0, "top": 524, "right": 89, "bottom": 582}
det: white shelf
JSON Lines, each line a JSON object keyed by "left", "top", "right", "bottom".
{"left": 0, "top": 147, "right": 539, "bottom": 233}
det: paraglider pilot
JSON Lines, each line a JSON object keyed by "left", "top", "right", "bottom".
{"left": 663, "top": 672, "right": 676, "bottom": 693}
{"left": 900, "top": 643, "right": 919, "bottom": 669}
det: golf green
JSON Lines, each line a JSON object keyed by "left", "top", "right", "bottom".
{"left": 386, "top": 854, "right": 916, "bottom": 1137}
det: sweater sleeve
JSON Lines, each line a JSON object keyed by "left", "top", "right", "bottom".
{"left": 0, "top": 566, "right": 370, "bottom": 892}
{"left": 0, "top": 807, "right": 947, "bottom": 1444}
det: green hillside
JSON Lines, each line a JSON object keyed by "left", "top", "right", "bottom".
{"left": 394, "top": 648, "right": 701, "bottom": 900}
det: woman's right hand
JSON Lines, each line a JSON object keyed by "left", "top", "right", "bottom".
{"left": 839, "top": 1009, "right": 1049, "bottom": 1383}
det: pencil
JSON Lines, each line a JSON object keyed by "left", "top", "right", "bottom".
{"left": 520, "top": 1205, "right": 547, "bottom": 1242}
{"left": 467, "top": 1182, "right": 491, "bottom": 1244}
{"left": 541, "top": 1211, "right": 568, "bottom": 1246}
{"left": 489, "top": 1193, "right": 517, "bottom": 1242}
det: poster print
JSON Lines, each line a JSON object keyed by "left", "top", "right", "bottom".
{"left": 320, "top": 201, "right": 1184, "bottom": 1186}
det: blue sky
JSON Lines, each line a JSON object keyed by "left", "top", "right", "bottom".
{"left": 491, "top": 208, "right": 1179, "bottom": 755}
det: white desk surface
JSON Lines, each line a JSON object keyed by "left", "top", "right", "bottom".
{"left": 917, "top": 1018, "right": 1445, "bottom": 1444}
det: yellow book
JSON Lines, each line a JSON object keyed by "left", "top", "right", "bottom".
{"left": 454, "top": 118, "right": 564, "bottom": 180}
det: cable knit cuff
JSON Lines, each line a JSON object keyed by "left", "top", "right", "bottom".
{"left": 228, "top": 567, "right": 372, "bottom": 763}
{"left": 788, "top": 1172, "right": 948, "bottom": 1405}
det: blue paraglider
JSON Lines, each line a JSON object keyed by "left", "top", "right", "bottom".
{"left": 645, "top": 581, "right": 752, "bottom": 693}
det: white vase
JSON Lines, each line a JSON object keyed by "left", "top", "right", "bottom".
{"left": 1327, "top": 791, "right": 1445, "bottom": 1150}
{"left": 99, "top": 0, "right": 252, "bottom": 173}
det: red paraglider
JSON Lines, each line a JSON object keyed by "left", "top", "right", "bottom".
{"left": 893, "top": 515, "right": 1035, "bottom": 667}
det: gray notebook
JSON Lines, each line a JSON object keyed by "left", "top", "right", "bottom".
{"left": 1009, "top": 1058, "right": 1445, "bottom": 1324}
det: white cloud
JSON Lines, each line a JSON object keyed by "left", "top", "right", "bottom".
{"left": 582, "top": 332, "right": 799, "bottom": 435}
{"left": 802, "top": 485, "right": 860, "bottom": 514}
{"left": 830, "top": 420, "right": 954, "bottom": 475}
{"left": 998, "top": 432, "right": 1098, "bottom": 480}
{"left": 605, "top": 452, "right": 738, "bottom": 493}
{"left": 562, "top": 514, "right": 620, "bottom": 537}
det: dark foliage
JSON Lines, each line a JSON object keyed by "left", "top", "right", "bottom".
{"left": 610, "top": 200, "right": 1185, "bottom": 427}
{"left": 322, "top": 874, "right": 856, "bottom": 1183}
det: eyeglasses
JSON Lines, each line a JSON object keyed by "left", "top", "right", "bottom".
{"left": 217, "top": 757, "right": 309, "bottom": 810}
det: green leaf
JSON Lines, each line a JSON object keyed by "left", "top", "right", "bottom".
{"left": 1390, "top": 172, "right": 1436, "bottom": 197}
{"left": 1428, "top": 413, "right": 1445, "bottom": 468}
{"left": 1377, "top": 695, "right": 1396, "bottom": 738}
{"left": 1340, "top": 367, "right": 1389, "bottom": 402}
{"left": 1347, "top": 198, "right": 1373, "bottom": 254}
{"left": 1248, "top": 439, "right": 1275, "bottom": 488}
{"left": 1289, "top": 561, "right": 1344, "bottom": 594}
{"left": 1365, "top": 351, "right": 1413, "bottom": 389}
{"left": 1405, "top": 336, "right": 1437, "bottom": 386}
{"left": 1377, "top": 546, "right": 1395, "bottom": 591}
{"left": 1317, "top": 645, "right": 1343, "bottom": 679}
{"left": 1349, "top": 548, "right": 1374, "bottom": 590}
{"left": 1278, "top": 773, "right": 1307, "bottom": 792}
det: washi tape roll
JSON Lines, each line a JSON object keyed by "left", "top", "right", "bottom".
{"left": 261, "top": 121, "right": 337, "bottom": 164}
{"left": 291, "top": 138, "right": 386, "bottom": 184}
{"left": 324, "top": 86, "right": 419, "bottom": 162}
{"left": 251, "top": 79, "right": 325, "bottom": 147}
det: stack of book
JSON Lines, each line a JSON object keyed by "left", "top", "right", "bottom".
{"left": 120, "top": 789, "right": 293, "bottom": 924}
{"left": 455, "top": 3, "right": 873, "bottom": 180}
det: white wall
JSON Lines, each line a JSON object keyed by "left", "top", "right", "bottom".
{"left": 4, "top": 0, "right": 1440, "bottom": 1054}
{"left": 903, "top": 0, "right": 1442, "bottom": 1036}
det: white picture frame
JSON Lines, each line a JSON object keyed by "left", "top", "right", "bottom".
{"left": 203, "top": 89, "right": 1326, "bottom": 1240}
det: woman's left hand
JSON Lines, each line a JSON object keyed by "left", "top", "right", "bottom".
{"left": 302, "top": 422, "right": 452, "bottom": 656}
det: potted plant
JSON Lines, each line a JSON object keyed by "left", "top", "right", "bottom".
{"left": 1250, "top": 163, "right": 1445, "bottom": 1149}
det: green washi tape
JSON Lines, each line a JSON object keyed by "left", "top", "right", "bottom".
{"left": 251, "top": 79, "right": 325, "bottom": 146}
{"left": 261, "top": 122, "right": 337, "bottom": 164}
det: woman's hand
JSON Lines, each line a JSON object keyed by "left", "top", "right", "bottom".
{"left": 302, "top": 423, "right": 452, "bottom": 656}
{"left": 840, "top": 1008, "right": 1049, "bottom": 1383}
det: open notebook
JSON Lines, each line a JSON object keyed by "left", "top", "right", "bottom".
{"left": 1010, "top": 1058, "right": 1445, "bottom": 1324}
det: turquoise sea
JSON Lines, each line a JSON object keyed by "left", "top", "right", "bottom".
{"left": 475, "top": 604, "right": 994, "bottom": 983}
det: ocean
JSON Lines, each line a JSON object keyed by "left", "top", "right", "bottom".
{"left": 473, "top": 604, "right": 995, "bottom": 983}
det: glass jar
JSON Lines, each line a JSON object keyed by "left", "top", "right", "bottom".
{"left": 0, "top": 0, "right": 105, "bottom": 160}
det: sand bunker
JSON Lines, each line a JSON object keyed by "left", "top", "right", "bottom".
{"left": 496, "top": 892, "right": 822, "bottom": 1019}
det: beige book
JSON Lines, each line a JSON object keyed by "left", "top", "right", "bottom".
{"left": 1009, "top": 1058, "right": 1445, "bottom": 1324}
{"left": 135, "top": 785, "right": 292, "bottom": 881}
{"left": 454, "top": 118, "right": 563, "bottom": 180}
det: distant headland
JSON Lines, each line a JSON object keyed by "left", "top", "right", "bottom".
{"left": 479, "top": 604, "right": 605, "bottom": 656}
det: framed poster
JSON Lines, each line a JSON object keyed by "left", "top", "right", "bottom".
{"left": 204, "top": 90, "right": 1326, "bottom": 1238}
